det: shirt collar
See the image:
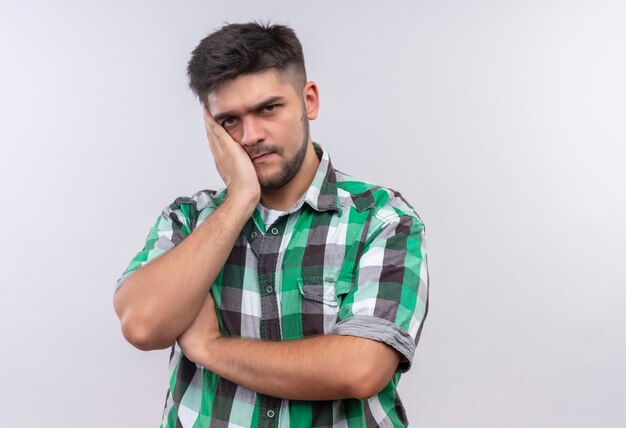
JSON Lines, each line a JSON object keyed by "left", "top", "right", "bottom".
{"left": 298, "top": 142, "right": 340, "bottom": 213}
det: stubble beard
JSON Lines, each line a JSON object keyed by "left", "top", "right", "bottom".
{"left": 257, "top": 115, "right": 310, "bottom": 190}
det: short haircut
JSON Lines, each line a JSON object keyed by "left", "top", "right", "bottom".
{"left": 187, "top": 22, "right": 307, "bottom": 106}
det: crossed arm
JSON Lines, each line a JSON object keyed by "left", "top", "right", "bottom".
{"left": 113, "top": 185, "right": 403, "bottom": 401}
{"left": 178, "top": 292, "right": 401, "bottom": 401}
{"left": 114, "top": 205, "right": 399, "bottom": 401}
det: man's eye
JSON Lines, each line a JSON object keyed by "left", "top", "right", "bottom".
{"left": 263, "top": 104, "right": 278, "bottom": 112}
{"left": 222, "top": 117, "right": 238, "bottom": 127}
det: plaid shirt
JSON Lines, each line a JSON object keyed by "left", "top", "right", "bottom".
{"left": 116, "top": 143, "right": 429, "bottom": 427}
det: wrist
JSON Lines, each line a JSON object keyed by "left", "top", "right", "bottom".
{"left": 223, "top": 191, "right": 259, "bottom": 217}
{"left": 199, "top": 336, "right": 225, "bottom": 372}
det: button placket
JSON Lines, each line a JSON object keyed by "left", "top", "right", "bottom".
{"left": 256, "top": 215, "right": 286, "bottom": 427}
{"left": 257, "top": 217, "right": 285, "bottom": 342}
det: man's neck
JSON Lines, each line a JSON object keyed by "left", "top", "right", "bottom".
{"left": 259, "top": 142, "right": 319, "bottom": 211}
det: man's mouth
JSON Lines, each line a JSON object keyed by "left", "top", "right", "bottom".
{"left": 252, "top": 152, "right": 273, "bottom": 163}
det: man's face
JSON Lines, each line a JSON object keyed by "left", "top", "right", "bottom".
{"left": 207, "top": 69, "right": 317, "bottom": 190}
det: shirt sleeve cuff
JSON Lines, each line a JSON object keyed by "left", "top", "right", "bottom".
{"left": 330, "top": 315, "right": 415, "bottom": 373}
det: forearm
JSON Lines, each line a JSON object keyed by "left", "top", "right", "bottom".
{"left": 114, "top": 195, "right": 256, "bottom": 350}
{"left": 191, "top": 334, "right": 399, "bottom": 401}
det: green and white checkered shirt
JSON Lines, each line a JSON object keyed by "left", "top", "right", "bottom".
{"left": 116, "top": 142, "right": 429, "bottom": 427}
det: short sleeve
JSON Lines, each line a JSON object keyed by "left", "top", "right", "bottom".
{"left": 331, "top": 213, "right": 429, "bottom": 373}
{"left": 114, "top": 203, "right": 193, "bottom": 292}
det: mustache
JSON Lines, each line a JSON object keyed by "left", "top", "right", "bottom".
{"left": 247, "top": 145, "right": 282, "bottom": 158}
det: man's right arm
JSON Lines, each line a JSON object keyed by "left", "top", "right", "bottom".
{"left": 113, "top": 193, "right": 256, "bottom": 351}
{"left": 115, "top": 104, "right": 261, "bottom": 351}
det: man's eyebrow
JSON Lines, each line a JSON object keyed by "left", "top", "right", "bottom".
{"left": 212, "top": 96, "right": 286, "bottom": 123}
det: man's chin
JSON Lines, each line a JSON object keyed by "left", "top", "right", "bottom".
{"left": 258, "top": 173, "right": 292, "bottom": 190}
{"left": 259, "top": 181, "right": 287, "bottom": 191}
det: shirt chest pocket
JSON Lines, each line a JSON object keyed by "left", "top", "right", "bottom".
{"left": 297, "top": 275, "right": 352, "bottom": 337}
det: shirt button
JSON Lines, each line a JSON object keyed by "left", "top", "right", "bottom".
{"left": 271, "top": 227, "right": 279, "bottom": 235}
{"left": 266, "top": 285, "right": 273, "bottom": 293}
{"left": 251, "top": 231, "right": 257, "bottom": 238}
{"left": 267, "top": 410, "right": 275, "bottom": 418}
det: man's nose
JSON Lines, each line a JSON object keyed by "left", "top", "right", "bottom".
{"left": 240, "top": 117, "right": 265, "bottom": 147}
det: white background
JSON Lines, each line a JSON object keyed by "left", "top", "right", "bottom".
{"left": 1, "top": 1, "right": 625, "bottom": 427}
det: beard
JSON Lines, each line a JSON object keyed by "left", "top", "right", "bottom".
{"left": 254, "top": 114, "right": 310, "bottom": 190}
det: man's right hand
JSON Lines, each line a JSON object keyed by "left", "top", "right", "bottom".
{"left": 202, "top": 106, "right": 261, "bottom": 206}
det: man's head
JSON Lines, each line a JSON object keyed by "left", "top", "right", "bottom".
{"left": 187, "top": 22, "right": 307, "bottom": 105}
{"left": 187, "top": 22, "right": 319, "bottom": 191}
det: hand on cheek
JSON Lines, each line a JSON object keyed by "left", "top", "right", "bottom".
{"left": 202, "top": 106, "right": 261, "bottom": 204}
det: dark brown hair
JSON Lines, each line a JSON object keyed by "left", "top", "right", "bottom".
{"left": 187, "top": 22, "right": 307, "bottom": 106}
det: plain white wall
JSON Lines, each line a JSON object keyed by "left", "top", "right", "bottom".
{"left": 1, "top": 1, "right": 625, "bottom": 427}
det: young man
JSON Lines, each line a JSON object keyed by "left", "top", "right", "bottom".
{"left": 114, "top": 22, "right": 429, "bottom": 427}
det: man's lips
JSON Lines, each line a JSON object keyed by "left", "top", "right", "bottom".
{"left": 252, "top": 152, "right": 274, "bottom": 162}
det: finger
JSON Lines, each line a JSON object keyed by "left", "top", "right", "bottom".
{"left": 207, "top": 130, "right": 219, "bottom": 157}
{"left": 202, "top": 106, "right": 216, "bottom": 137}
{"left": 202, "top": 104, "right": 218, "bottom": 127}
{"left": 202, "top": 106, "right": 233, "bottom": 144}
{"left": 209, "top": 121, "right": 231, "bottom": 143}
{"left": 202, "top": 107, "right": 222, "bottom": 156}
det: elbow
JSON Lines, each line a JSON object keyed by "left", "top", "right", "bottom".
{"left": 351, "top": 379, "right": 389, "bottom": 401}
{"left": 114, "top": 284, "right": 174, "bottom": 351}
{"left": 119, "top": 315, "right": 174, "bottom": 351}
{"left": 120, "top": 317, "right": 158, "bottom": 351}
{"left": 115, "top": 299, "right": 172, "bottom": 351}
{"left": 349, "top": 361, "right": 393, "bottom": 400}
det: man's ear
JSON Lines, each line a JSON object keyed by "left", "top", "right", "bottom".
{"left": 303, "top": 81, "right": 320, "bottom": 120}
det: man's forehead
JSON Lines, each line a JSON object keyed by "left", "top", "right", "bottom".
{"left": 207, "top": 69, "right": 298, "bottom": 111}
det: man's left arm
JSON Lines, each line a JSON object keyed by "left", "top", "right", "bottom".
{"left": 179, "top": 297, "right": 399, "bottom": 400}
{"left": 179, "top": 212, "right": 428, "bottom": 401}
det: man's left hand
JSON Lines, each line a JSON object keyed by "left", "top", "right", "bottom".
{"left": 177, "top": 291, "right": 221, "bottom": 363}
